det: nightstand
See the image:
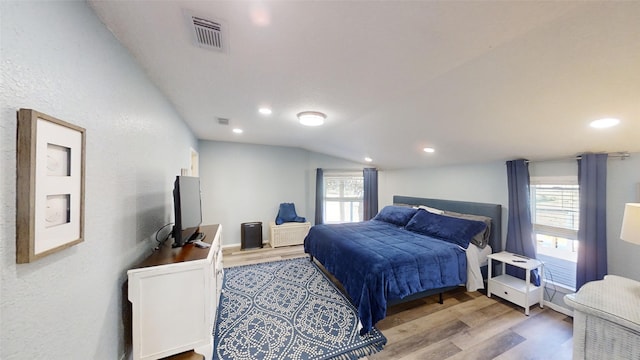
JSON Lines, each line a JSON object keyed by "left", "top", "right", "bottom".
{"left": 487, "top": 251, "right": 544, "bottom": 315}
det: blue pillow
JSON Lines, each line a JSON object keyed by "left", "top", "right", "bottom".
{"left": 405, "top": 209, "right": 487, "bottom": 248}
{"left": 372, "top": 206, "right": 418, "bottom": 227}
{"left": 275, "top": 203, "right": 306, "bottom": 225}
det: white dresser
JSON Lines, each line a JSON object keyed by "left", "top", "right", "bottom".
{"left": 128, "top": 224, "right": 223, "bottom": 360}
{"left": 564, "top": 275, "right": 640, "bottom": 360}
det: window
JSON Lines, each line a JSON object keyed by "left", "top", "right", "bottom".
{"left": 323, "top": 172, "right": 363, "bottom": 223}
{"left": 530, "top": 177, "right": 579, "bottom": 290}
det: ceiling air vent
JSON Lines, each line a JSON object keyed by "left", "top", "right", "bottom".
{"left": 184, "top": 10, "right": 227, "bottom": 52}
{"left": 217, "top": 117, "right": 229, "bottom": 125}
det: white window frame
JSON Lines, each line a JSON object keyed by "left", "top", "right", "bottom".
{"left": 530, "top": 176, "right": 579, "bottom": 291}
{"left": 530, "top": 176, "right": 579, "bottom": 241}
{"left": 323, "top": 171, "right": 363, "bottom": 224}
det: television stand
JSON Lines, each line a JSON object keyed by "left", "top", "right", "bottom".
{"left": 128, "top": 224, "right": 223, "bottom": 360}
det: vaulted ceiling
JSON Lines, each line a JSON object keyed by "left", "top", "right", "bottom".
{"left": 89, "top": 1, "right": 640, "bottom": 169}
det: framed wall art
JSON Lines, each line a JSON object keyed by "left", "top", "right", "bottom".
{"left": 16, "top": 109, "right": 86, "bottom": 263}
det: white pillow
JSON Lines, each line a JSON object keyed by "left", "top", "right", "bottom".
{"left": 416, "top": 205, "right": 445, "bottom": 214}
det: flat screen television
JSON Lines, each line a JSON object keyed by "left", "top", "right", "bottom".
{"left": 172, "top": 175, "right": 204, "bottom": 247}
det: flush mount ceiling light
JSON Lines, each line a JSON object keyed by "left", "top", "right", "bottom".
{"left": 364, "top": 157, "right": 373, "bottom": 163}
{"left": 590, "top": 118, "right": 620, "bottom": 129}
{"left": 423, "top": 147, "right": 435, "bottom": 153}
{"left": 258, "top": 107, "right": 272, "bottom": 115}
{"left": 297, "top": 111, "right": 326, "bottom": 127}
{"left": 232, "top": 128, "right": 243, "bottom": 134}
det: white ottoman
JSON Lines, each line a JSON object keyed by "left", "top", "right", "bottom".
{"left": 564, "top": 275, "right": 640, "bottom": 359}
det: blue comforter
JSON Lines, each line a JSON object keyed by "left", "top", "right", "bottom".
{"left": 304, "top": 220, "right": 467, "bottom": 334}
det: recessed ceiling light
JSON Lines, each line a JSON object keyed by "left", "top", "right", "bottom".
{"left": 590, "top": 118, "right": 620, "bottom": 129}
{"left": 423, "top": 147, "right": 435, "bottom": 153}
{"left": 259, "top": 107, "right": 272, "bottom": 115}
{"left": 364, "top": 157, "right": 373, "bottom": 163}
{"left": 232, "top": 128, "right": 243, "bottom": 134}
{"left": 297, "top": 111, "right": 326, "bottom": 126}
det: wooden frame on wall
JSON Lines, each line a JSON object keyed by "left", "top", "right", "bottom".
{"left": 16, "top": 109, "right": 86, "bottom": 263}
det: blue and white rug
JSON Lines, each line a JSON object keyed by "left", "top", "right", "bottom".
{"left": 214, "top": 257, "right": 387, "bottom": 360}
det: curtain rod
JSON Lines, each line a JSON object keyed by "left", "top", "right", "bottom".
{"left": 321, "top": 167, "right": 377, "bottom": 171}
{"left": 525, "top": 152, "right": 630, "bottom": 164}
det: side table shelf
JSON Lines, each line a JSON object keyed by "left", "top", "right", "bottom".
{"left": 487, "top": 251, "right": 544, "bottom": 315}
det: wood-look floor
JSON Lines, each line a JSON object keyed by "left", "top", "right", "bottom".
{"left": 166, "top": 244, "right": 574, "bottom": 360}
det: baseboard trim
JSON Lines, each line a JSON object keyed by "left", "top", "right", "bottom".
{"left": 222, "top": 240, "right": 272, "bottom": 250}
{"left": 544, "top": 299, "right": 573, "bottom": 317}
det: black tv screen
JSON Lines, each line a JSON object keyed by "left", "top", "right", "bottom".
{"left": 172, "top": 175, "right": 203, "bottom": 247}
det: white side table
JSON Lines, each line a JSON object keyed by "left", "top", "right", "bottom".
{"left": 487, "top": 251, "right": 544, "bottom": 315}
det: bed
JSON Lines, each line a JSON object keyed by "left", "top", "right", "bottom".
{"left": 303, "top": 195, "right": 502, "bottom": 334}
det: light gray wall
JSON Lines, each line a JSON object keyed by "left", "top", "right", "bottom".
{"left": 1, "top": 2, "right": 196, "bottom": 359}
{"left": 198, "top": 140, "right": 364, "bottom": 246}
{"left": 379, "top": 161, "right": 508, "bottom": 207}
{"left": 607, "top": 154, "right": 640, "bottom": 280}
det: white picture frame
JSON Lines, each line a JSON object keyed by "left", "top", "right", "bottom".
{"left": 16, "top": 109, "right": 86, "bottom": 263}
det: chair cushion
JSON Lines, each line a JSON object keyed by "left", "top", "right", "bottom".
{"left": 276, "top": 203, "right": 306, "bottom": 225}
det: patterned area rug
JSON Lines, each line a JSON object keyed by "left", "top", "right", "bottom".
{"left": 214, "top": 257, "right": 387, "bottom": 360}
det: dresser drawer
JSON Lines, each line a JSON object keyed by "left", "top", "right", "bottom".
{"left": 489, "top": 276, "right": 526, "bottom": 307}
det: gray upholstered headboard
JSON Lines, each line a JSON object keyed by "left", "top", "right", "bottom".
{"left": 393, "top": 195, "right": 502, "bottom": 254}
